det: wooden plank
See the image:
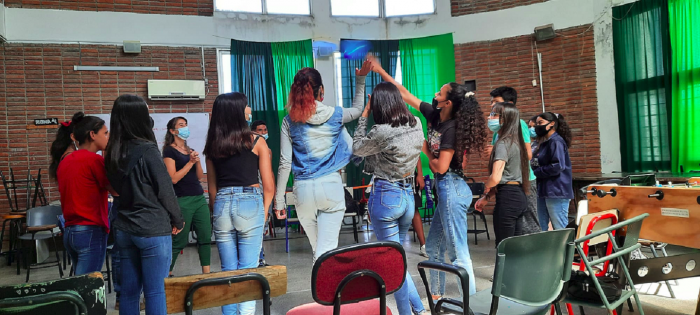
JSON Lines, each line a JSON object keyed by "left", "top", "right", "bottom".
{"left": 165, "top": 265, "right": 287, "bottom": 314}
{"left": 0, "top": 272, "right": 106, "bottom": 315}
{"left": 587, "top": 185, "right": 700, "bottom": 249}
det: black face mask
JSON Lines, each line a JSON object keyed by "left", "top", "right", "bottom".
{"left": 150, "top": 117, "right": 155, "bottom": 129}
{"left": 534, "top": 124, "right": 551, "bottom": 137}
{"left": 432, "top": 98, "right": 443, "bottom": 111}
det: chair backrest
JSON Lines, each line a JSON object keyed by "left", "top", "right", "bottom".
{"left": 0, "top": 272, "right": 105, "bottom": 314}
{"left": 285, "top": 192, "right": 296, "bottom": 207}
{"left": 491, "top": 229, "right": 576, "bottom": 306}
{"left": 312, "top": 241, "right": 406, "bottom": 305}
{"left": 576, "top": 210, "right": 618, "bottom": 245}
{"left": 26, "top": 205, "right": 62, "bottom": 227}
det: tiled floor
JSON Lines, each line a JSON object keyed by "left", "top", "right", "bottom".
{"left": 1, "top": 217, "right": 698, "bottom": 314}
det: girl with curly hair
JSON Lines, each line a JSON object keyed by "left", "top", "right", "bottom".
{"left": 369, "top": 56, "right": 487, "bottom": 299}
{"left": 275, "top": 61, "right": 372, "bottom": 261}
{"left": 532, "top": 112, "right": 573, "bottom": 231}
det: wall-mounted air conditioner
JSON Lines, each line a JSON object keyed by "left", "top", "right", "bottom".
{"left": 148, "top": 80, "right": 205, "bottom": 101}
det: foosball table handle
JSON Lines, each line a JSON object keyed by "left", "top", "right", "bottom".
{"left": 647, "top": 190, "right": 665, "bottom": 200}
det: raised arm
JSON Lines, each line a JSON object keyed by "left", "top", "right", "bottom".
{"left": 342, "top": 60, "right": 372, "bottom": 123}
{"left": 368, "top": 54, "right": 422, "bottom": 111}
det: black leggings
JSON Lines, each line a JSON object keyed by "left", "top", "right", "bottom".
{"left": 493, "top": 184, "right": 528, "bottom": 246}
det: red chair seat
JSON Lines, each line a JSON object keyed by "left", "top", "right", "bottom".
{"left": 287, "top": 300, "right": 393, "bottom": 315}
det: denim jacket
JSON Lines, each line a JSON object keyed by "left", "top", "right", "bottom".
{"left": 533, "top": 132, "right": 574, "bottom": 199}
{"left": 274, "top": 76, "right": 366, "bottom": 210}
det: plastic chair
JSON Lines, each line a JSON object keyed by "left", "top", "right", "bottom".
{"left": 284, "top": 192, "right": 303, "bottom": 253}
{"left": 0, "top": 272, "right": 105, "bottom": 314}
{"left": 418, "top": 229, "right": 576, "bottom": 315}
{"left": 563, "top": 213, "right": 649, "bottom": 315}
{"left": 184, "top": 273, "right": 272, "bottom": 315}
{"left": 287, "top": 241, "right": 406, "bottom": 315}
{"left": 16, "top": 205, "right": 64, "bottom": 282}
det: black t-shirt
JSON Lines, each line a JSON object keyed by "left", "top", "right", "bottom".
{"left": 162, "top": 146, "right": 204, "bottom": 197}
{"left": 419, "top": 102, "right": 460, "bottom": 171}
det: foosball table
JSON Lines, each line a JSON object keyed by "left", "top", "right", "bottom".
{"left": 586, "top": 177, "right": 700, "bottom": 314}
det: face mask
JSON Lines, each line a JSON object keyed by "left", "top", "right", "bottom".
{"left": 529, "top": 127, "right": 537, "bottom": 138}
{"left": 262, "top": 134, "right": 269, "bottom": 140}
{"left": 176, "top": 127, "right": 190, "bottom": 140}
{"left": 487, "top": 119, "right": 501, "bottom": 132}
{"left": 431, "top": 98, "right": 443, "bottom": 111}
{"left": 246, "top": 114, "right": 252, "bottom": 126}
{"left": 534, "top": 124, "right": 551, "bottom": 137}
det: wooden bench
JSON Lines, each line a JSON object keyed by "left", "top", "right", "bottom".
{"left": 0, "top": 272, "right": 106, "bottom": 315}
{"left": 165, "top": 265, "right": 287, "bottom": 315}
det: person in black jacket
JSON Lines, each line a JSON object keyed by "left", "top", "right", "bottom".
{"left": 532, "top": 112, "right": 573, "bottom": 231}
{"left": 105, "top": 95, "right": 184, "bottom": 315}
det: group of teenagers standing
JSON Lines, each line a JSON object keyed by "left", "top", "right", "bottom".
{"left": 48, "top": 53, "right": 573, "bottom": 315}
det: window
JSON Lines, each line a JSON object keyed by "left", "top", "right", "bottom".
{"left": 331, "top": 0, "right": 380, "bottom": 17}
{"left": 385, "top": 0, "right": 434, "bottom": 17}
{"left": 215, "top": 0, "right": 310, "bottom": 15}
{"left": 331, "top": 0, "right": 434, "bottom": 17}
{"left": 218, "top": 50, "right": 233, "bottom": 94}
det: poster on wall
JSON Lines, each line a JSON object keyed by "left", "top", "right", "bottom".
{"left": 94, "top": 113, "right": 210, "bottom": 173}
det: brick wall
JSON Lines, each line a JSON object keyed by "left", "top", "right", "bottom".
{"left": 4, "top": 0, "right": 214, "bottom": 16}
{"left": 0, "top": 44, "right": 218, "bottom": 227}
{"left": 457, "top": 24, "right": 600, "bottom": 211}
{"left": 451, "top": 0, "right": 549, "bottom": 16}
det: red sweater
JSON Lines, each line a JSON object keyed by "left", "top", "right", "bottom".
{"left": 58, "top": 150, "right": 110, "bottom": 233}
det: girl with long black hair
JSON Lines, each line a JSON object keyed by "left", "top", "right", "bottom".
{"left": 204, "top": 92, "right": 275, "bottom": 315}
{"left": 105, "top": 94, "right": 184, "bottom": 315}
{"left": 532, "top": 112, "right": 573, "bottom": 231}
{"left": 370, "top": 56, "right": 487, "bottom": 298}
{"left": 475, "top": 103, "right": 531, "bottom": 245}
{"left": 162, "top": 117, "right": 211, "bottom": 276}
{"left": 351, "top": 82, "right": 427, "bottom": 315}
{"left": 49, "top": 114, "right": 80, "bottom": 180}
{"left": 57, "top": 112, "right": 113, "bottom": 275}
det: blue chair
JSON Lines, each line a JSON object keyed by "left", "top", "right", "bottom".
{"left": 284, "top": 192, "right": 303, "bottom": 253}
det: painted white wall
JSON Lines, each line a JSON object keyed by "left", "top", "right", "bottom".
{"left": 3, "top": 0, "right": 630, "bottom": 172}
{"left": 0, "top": 5, "right": 5, "bottom": 41}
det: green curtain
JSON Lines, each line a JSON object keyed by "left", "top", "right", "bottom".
{"left": 612, "top": 0, "right": 673, "bottom": 172}
{"left": 341, "top": 40, "right": 400, "bottom": 187}
{"left": 669, "top": 0, "right": 700, "bottom": 172}
{"left": 271, "top": 40, "right": 314, "bottom": 186}
{"left": 399, "top": 33, "right": 456, "bottom": 177}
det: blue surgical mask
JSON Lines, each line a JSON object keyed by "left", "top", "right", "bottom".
{"left": 487, "top": 119, "right": 501, "bottom": 132}
{"left": 262, "top": 134, "right": 269, "bottom": 140}
{"left": 177, "top": 127, "right": 190, "bottom": 140}
{"left": 529, "top": 127, "right": 537, "bottom": 138}
{"left": 246, "top": 114, "right": 252, "bottom": 126}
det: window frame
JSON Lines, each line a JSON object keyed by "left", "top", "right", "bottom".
{"left": 214, "top": 0, "right": 312, "bottom": 16}
{"left": 217, "top": 49, "right": 232, "bottom": 95}
{"left": 330, "top": 0, "right": 435, "bottom": 18}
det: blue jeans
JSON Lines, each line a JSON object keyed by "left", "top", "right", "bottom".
{"left": 368, "top": 180, "right": 426, "bottom": 315}
{"left": 115, "top": 230, "right": 171, "bottom": 315}
{"left": 214, "top": 187, "right": 265, "bottom": 315}
{"left": 425, "top": 172, "right": 476, "bottom": 296}
{"left": 293, "top": 172, "right": 346, "bottom": 260}
{"left": 537, "top": 198, "right": 571, "bottom": 231}
{"left": 64, "top": 225, "right": 107, "bottom": 276}
{"left": 111, "top": 240, "right": 121, "bottom": 297}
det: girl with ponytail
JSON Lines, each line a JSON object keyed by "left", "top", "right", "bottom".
{"left": 532, "top": 112, "right": 573, "bottom": 231}
{"left": 275, "top": 61, "right": 372, "bottom": 261}
{"left": 370, "top": 55, "right": 487, "bottom": 299}
{"left": 49, "top": 112, "right": 83, "bottom": 179}
{"left": 56, "top": 112, "right": 114, "bottom": 276}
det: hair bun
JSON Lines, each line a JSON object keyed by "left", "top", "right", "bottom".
{"left": 71, "top": 112, "right": 86, "bottom": 124}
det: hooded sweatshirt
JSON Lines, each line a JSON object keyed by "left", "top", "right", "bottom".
{"left": 274, "top": 76, "right": 366, "bottom": 210}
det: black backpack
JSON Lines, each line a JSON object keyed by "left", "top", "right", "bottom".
{"left": 567, "top": 270, "right": 623, "bottom": 303}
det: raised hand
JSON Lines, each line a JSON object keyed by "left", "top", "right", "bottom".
{"left": 366, "top": 54, "right": 382, "bottom": 73}
{"left": 355, "top": 59, "right": 373, "bottom": 76}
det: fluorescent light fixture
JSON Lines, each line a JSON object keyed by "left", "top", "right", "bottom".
{"left": 73, "top": 66, "right": 160, "bottom": 72}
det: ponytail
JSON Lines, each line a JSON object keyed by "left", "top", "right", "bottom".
{"left": 49, "top": 112, "right": 82, "bottom": 179}
{"left": 288, "top": 68, "right": 323, "bottom": 123}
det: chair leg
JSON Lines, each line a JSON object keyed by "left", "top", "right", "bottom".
{"left": 352, "top": 216, "right": 358, "bottom": 243}
{"left": 471, "top": 212, "right": 478, "bottom": 245}
{"left": 480, "top": 211, "right": 490, "bottom": 240}
{"left": 50, "top": 234, "right": 64, "bottom": 278}
{"left": 553, "top": 302, "right": 563, "bottom": 315}
{"left": 566, "top": 303, "right": 573, "bottom": 315}
{"left": 16, "top": 240, "right": 21, "bottom": 275}
{"left": 285, "top": 219, "right": 289, "bottom": 253}
{"left": 26, "top": 240, "right": 32, "bottom": 282}
{"left": 627, "top": 296, "right": 634, "bottom": 312}
{"left": 579, "top": 305, "right": 586, "bottom": 315}
{"left": 649, "top": 244, "right": 675, "bottom": 299}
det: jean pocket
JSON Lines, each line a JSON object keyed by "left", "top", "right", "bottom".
{"left": 235, "top": 195, "right": 262, "bottom": 221}
{"left": 380, "top": 187, "right": 402, "bottom": 209}
{"left": 213, "top": 196, "right": 230, "bottom": 223}
{"left": 70, "top": 229, "right": 94, "bottom": 254}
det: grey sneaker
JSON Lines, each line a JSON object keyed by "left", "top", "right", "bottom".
{"left": 419, "top": 245, "right": 428, "bottom": 258}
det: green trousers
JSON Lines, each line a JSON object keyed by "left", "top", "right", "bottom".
{"left": 171, "top": 195, "right": 212, "bottom": 271}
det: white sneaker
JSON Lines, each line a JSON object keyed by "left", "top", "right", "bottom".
{"left": 420, "top": 245, "right": 428, "bottom": 258}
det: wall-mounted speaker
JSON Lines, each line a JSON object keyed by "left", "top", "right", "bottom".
{"left": 123, "top": 41, "right": 141, "bottom": 54}
{"left": 534, "top": 24, "right": 556, "bottom": 41}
